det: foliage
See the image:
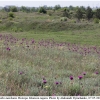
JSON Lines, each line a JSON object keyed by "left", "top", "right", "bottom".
{"left": 10, "top": 6, "right": 18, "bottom": 12}
{"left": 38, "top": 7, "right": 47, "bottom": 14}
{"left": 54, "top": 5, "right": 61, "bottom": 10}
{"left": 86, "top": 6, "right": 93, "bottom": 20}
{"left": 75, "top": 8, "right": 83, "bottom": 21}
{"left": 1, "top": 5, "right": 100, "bottom": 21}
{"left": 62, "top": 8, "right": 69, "bottom": 17}
{"left": 79, "top": 6, "right": 86, "bottom": 13}
{"left": 94, "top": 18, "right": 100, "bottom": 24}
{"left": 95, "top": 8, "right": 100, "bottom": 19}
{"left": 20, "top": 6, "right": 31, "bottom": 13}
{"left": 8, "top": 12, "right": 14, "bottom": 18}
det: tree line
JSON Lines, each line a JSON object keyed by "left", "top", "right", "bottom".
{"left": 1, "top": 5, "right": 100, "bottom": 21}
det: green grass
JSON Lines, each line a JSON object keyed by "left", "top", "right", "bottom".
{"left": 8, "top": 27, "right": 100, "bottom": 46}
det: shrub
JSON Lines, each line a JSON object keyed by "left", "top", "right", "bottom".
{"left": 38, "top": 7, "right": 47, "bottom": 14}
{"left": 8, "top": 12, "right": 14, "bottom": 18}
{"left": 60, "top": 17, "right": 67, "bottom": 21}
{"left": 10, "top": 6, "right": 18, "bottom": 12}
{"left": 94, "top": 18, "right": 100, "bottom": 24}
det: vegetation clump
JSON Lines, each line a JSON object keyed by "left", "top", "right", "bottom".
{"left": 8, "top": 12, "right": 14, "bottom": 18}
{"left": 38, "top": 7, "right": 47, "bottom": 14}
{"left": 94, "top": 18, "right": 100, "bottom": 24}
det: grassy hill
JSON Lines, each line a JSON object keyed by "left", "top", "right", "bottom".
{"left": 0, "top": 11, "right": 100, "bottom": 46}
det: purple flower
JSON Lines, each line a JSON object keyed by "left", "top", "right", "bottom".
{"left": 19, "top": 71, "right": 24, "bottom": 75}
{"left": 95, "top": 71, "right": 99, "bottom": 74}
{"left": 6, "top": 47, "right": 10, "bottom": 51}
{"left": 32, "top": 40, "right": 34, "bottom": 43}
{"left": 83, "top": 72, "right": 86, "bottom": 76}
{"left": 43, "top": 80, "right": 47, "bottom": 84}
{"left": 78, "top": 76, "right": 83, "bottom": 80}
{"left": 55, "top": 82, "right": 59, "bottom": 85}
{"left": 70, "top": 76, "right": 73, "bottom": 80}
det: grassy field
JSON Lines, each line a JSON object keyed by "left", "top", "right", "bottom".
{"left": 0, "top": 11, "right": 100, "bottom": 96}
{"left": 0, "top": 12, "right": 100, "bottom": 45}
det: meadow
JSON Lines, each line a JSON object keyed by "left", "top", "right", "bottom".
{"left": 0, "top": 11, "right": 100, "bottom": 96}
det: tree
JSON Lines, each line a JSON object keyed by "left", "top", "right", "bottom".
{"left": 86, "top": 6, "right": 93, "bottom": 20}
{"left": 95, "top": 8, "right": 100, "bottom": 19}
{"left": 20, "top": 6, "right": 31, "bottom": 13}
{"left": 62, "top": 8, "right": 69, "bottom": 17}
{"left": 76, "top": 8, "right": 83, "bottom": 21}
{"left": 30, "top": 7, "right": 36, "bottom": 12}
{"left": 80, "top": 6, "right": 86, "bottom": 13}
{"left": 69, "top": 5, "right": 74, "bottom": 10}
{"left": 38, "top": 7, "right": 47, "bottom": 14}
{"left": 54, "top": 5, "right": 61, "bottom": 10}
{"left": 10, "top": 6, "right": 18, "bottom": 12}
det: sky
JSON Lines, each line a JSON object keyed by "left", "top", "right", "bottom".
{"left": 0, "top": 0, "right": 100, "bottom": 7}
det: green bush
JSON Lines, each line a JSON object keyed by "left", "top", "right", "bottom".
{"left": 10, "top": 6, "right": 18, "bottom": 12}
{"left": 60, "top": 17, "right": 67, "bottom": 21}
{"left": 94, "top": 18, "right": 100, "bottom": 24}
{"left": 8, "top": 12, "right": 14, "bottom": 18}
{"left": 38, "top": 7, "right": 47, "bottom": 14}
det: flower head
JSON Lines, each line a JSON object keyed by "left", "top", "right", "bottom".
{"left": 43, "top": 80, "right": 47, "bottom": 84}
{"left": 70, "top": 76, "right": 73, "bottom": 80}
{"left": 32, "top": 40, "right": 34, "bottom": 43}
{"left": 83, "top": 72, "right": 86, "bottom": 76}
{"left": 95, "top": 71, "right": 99, "bottom": 74}
{"left": 78, "top": 76, "right": 83, "bottom": 80}
{"left": 6, "top": 47, "right": 10, "bottom": 51}
{"left": 18, "top": 71, "right": 24, "bottom": 75}
{"left": 55, "top": 82, "right": 59, "bottom": 85}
